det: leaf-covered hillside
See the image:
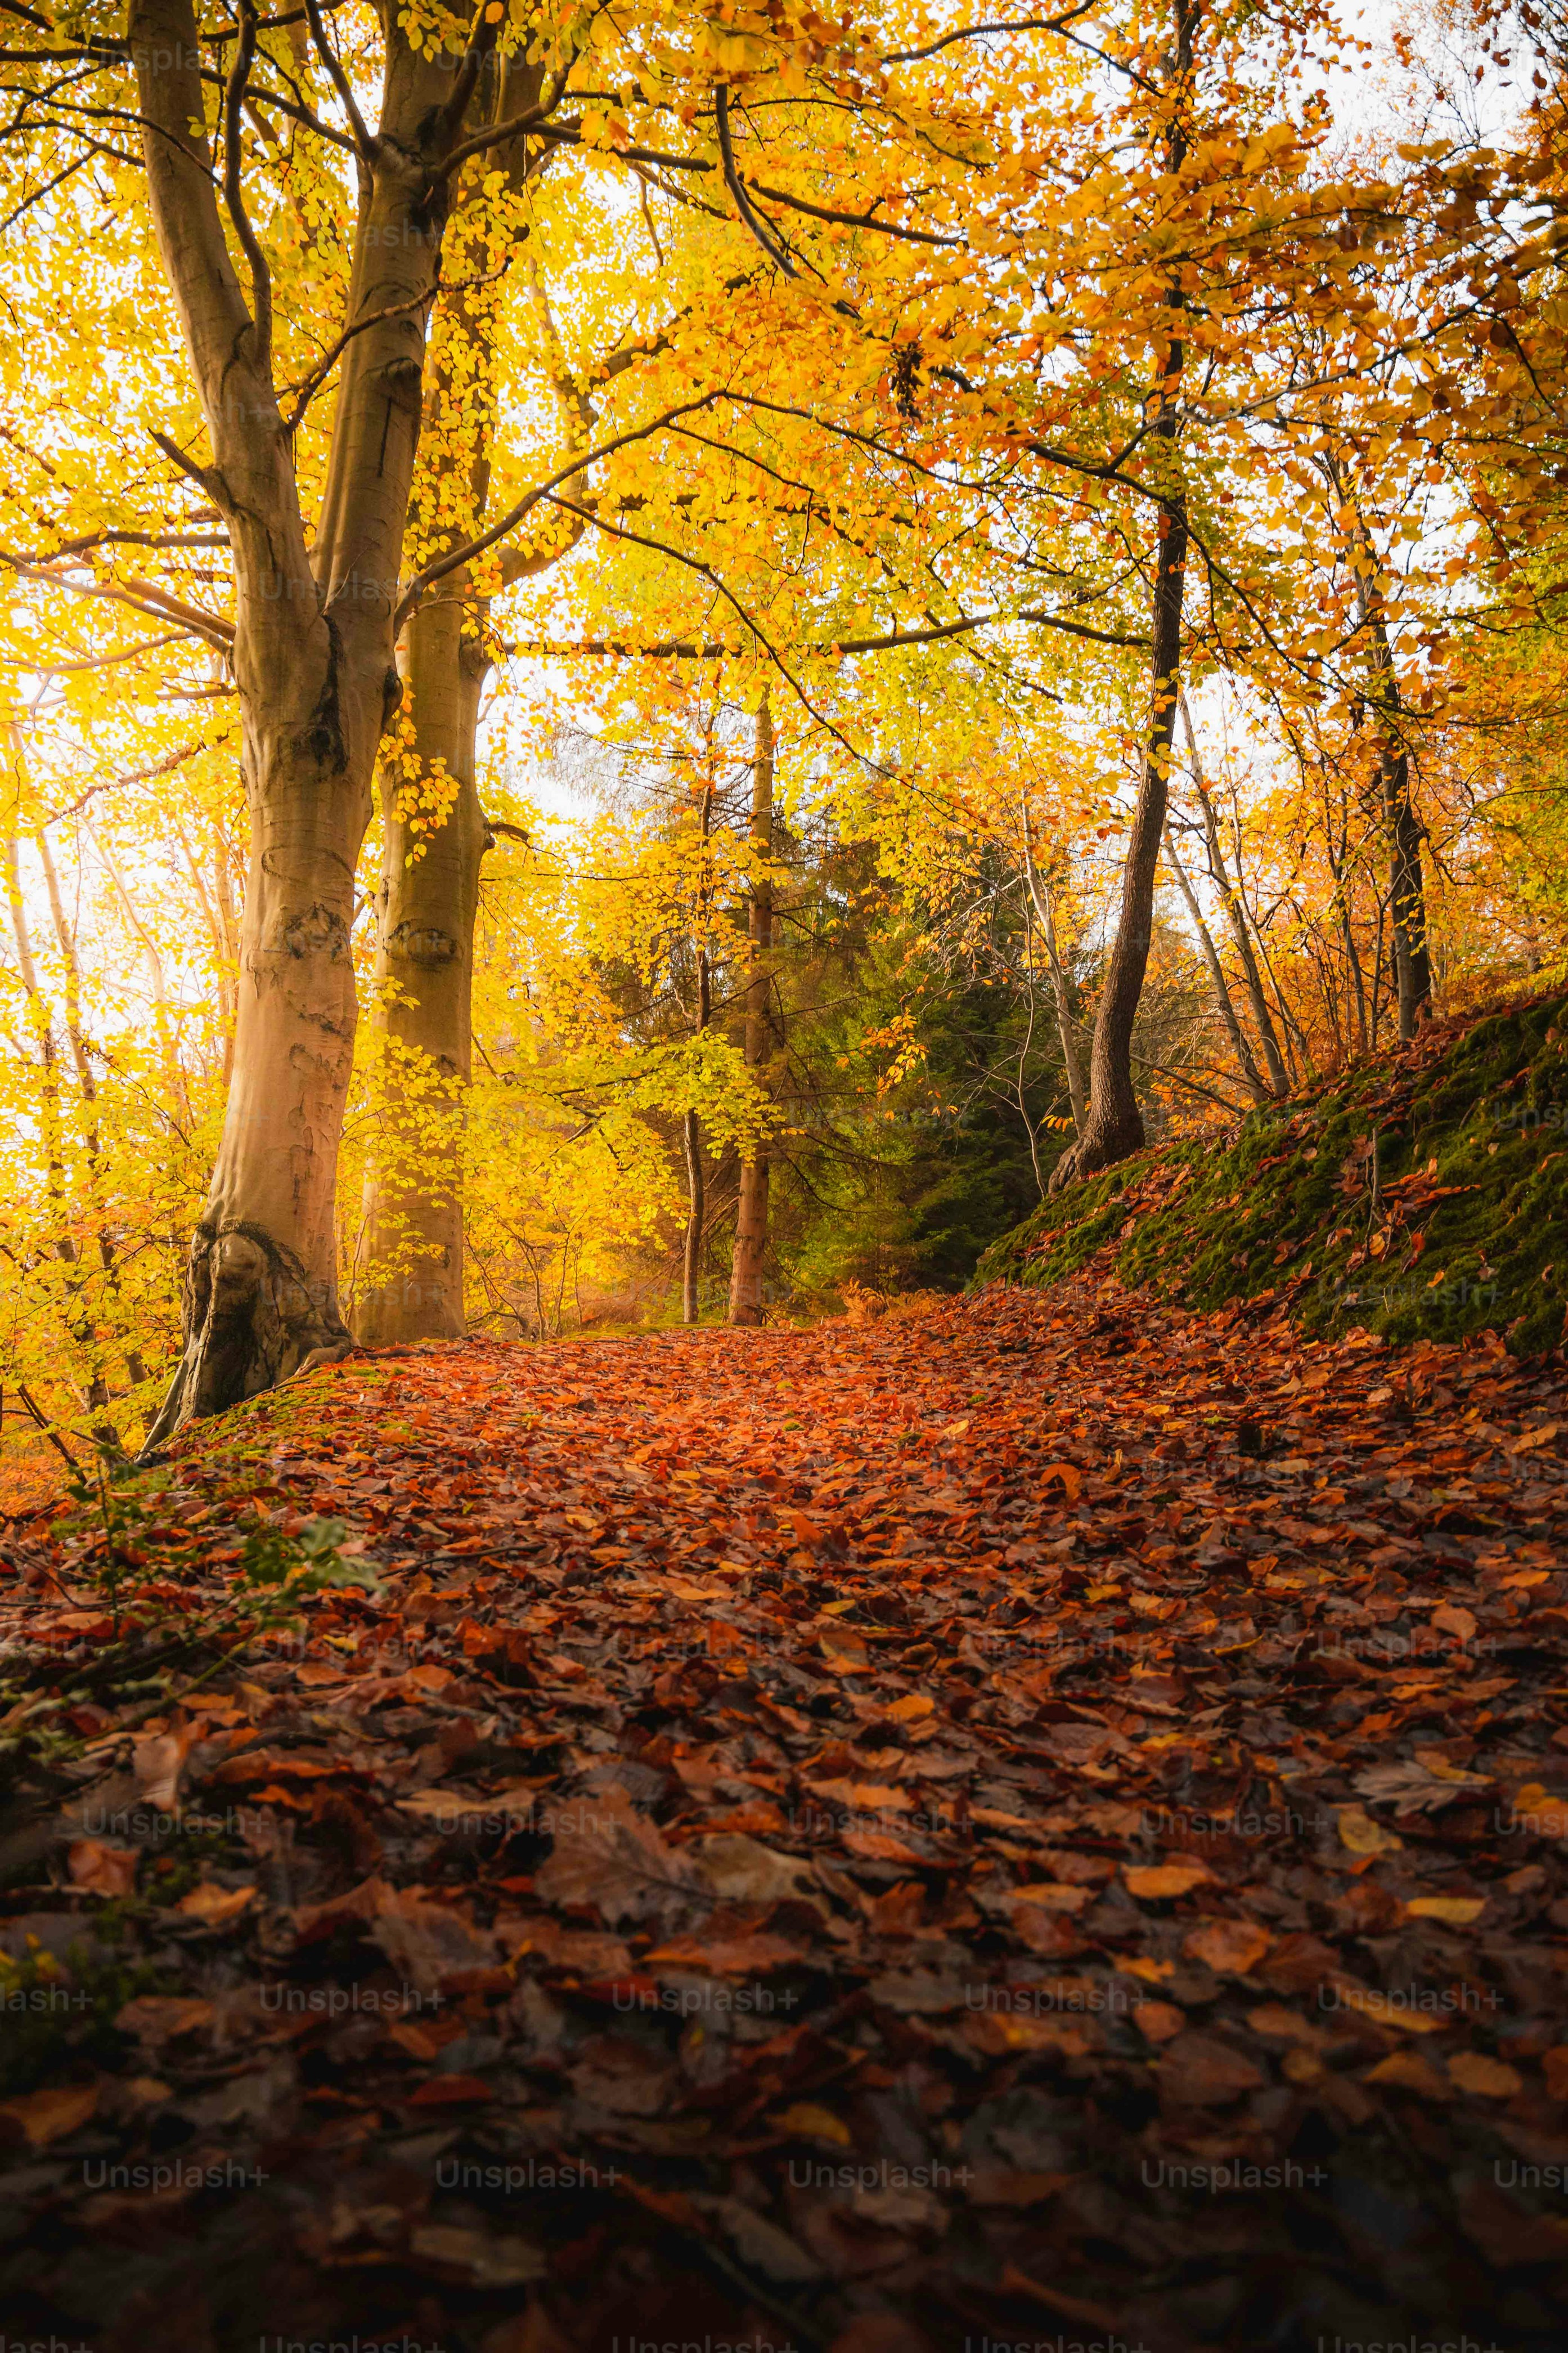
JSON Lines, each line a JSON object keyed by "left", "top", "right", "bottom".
{"left": 977, "top": 989, "right": 1568, "bottom": 1355}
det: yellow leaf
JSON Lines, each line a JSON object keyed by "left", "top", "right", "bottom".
{"left": 1337, "top": 1806, "right": 1403, "bottom": 1856}
{"left": 774, "top": 2102, "right": 852, "bottom": 2145}
{"left": 1404, "top": 1897, "right": 1486, "bottom": 1926}
{"left": 175, "top": 1882, "right": 256, "bottom": 1926}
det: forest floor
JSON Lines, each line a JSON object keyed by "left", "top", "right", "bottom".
{"left": 1, "top": 1280, "right": 1567, "bottom": 2353}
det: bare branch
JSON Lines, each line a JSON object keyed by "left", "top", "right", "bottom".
{"left": 302, "top": 0, "right": 372, "bottom": 154}
{"left": 715, "top": 86, "right": 797, "bottom": 277}
{"left": 393, "top": 393, "right": 729, "bottom": 630}
{"left": 882, "top": 3, "right": 1100, "bottom": 62}
{"left": 221, "top": 0, "right": 273, "bottom": 368}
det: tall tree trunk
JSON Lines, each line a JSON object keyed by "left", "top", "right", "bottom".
{"left": 1019, "top": 809, "right": 1087, "bottom": 1135}
{"left": 1048, "top": 451, "right": 1187, "bottom": 1191}
{"left": 131, "top": 0, "right": 470, "bottom": 1444}
{"left": 354, "top": 111, "right": 590, "bottom": 1346}
{"left": 682, "top": 1108, "right": 706, "bottom": 1326}
{"left": 729, "top": 694, "right": 775, "bottom": 1325}
{"left": 1382, "top": 731, "right": 1432, "bottom": 1042}
{"left": 683, "top": 786, "right": 714, "bottom": 1325}
{"left": 1162, "top": 820, "right": 1269, "bottom": 1104}
{"left": 355, "top": 603, "right": 490, "bottom": 1342}
{"left": 1333, "top": 465, "right": 1432, "bottom": 1042}
{"left": 1048, "top": 0, "right": 1194, "bottom": 1195}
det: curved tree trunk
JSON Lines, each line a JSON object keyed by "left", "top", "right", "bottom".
{"left": 1048, "top": 487, "right": 1188, "bottom": 1192}
{"left": 1046, "top": 0, "right": 1193, "bottom": 1196}
{"left": 729, "top": 694, "right": 775, "bottom": 1326}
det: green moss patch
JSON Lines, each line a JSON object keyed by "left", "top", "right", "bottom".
{"left": 975, "top": 989, "right": 1568, "bottom": 1353}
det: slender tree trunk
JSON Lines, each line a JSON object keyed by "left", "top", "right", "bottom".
{"left": 1335, "top": 467, "right": 1432, "bottom": 1042}
{"left": 682, "top": 1107, "right": 706, "bottom": 1325}
{"left": 1019, "top": 810, "right": 1087, "bottom": 1135}
{"left": 1382, "top": 732, "right": 1432, "bottom": 1042}
{"left": 1321, "top": 778, "right": 1370, "bottom": 1053}
{"left": 1048, "top": 0, "right": 1194, "bottom": 1194}
{"left": 1180, "top": 693, "right": 1290, "bottom": 1096}
{"left": 36, "top": 828, "right": 151, "bottom": 1390}
{"left": 1162, "top": 820, "right": 1269, "bottom": 1103}
{"left": 4, "top": 831, "right": 115, "bottom": 1424}
{"left": 683, "top": 786, "right": 714, "bottom": 1325}
{"left": 354, "top": 111, "right": 591, "bottom": 1346}
{"left": 1048, "top": 434, "right": 1187, "bottom": 1191}
{"left": 729, "top": 694, "right": 775, "bottom": 1325}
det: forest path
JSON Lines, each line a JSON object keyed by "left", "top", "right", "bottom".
{"left": 3, "top": 1283, "right": 1568, "bottom": 2351}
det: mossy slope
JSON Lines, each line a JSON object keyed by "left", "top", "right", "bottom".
{"left": 974, "top": 988, "right": 1568, "bottom": 1353}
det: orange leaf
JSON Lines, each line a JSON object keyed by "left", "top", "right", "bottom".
{"left": 0, "top": 2083, "right": 97, "bottom": 2149}
{"left": 1125, "top": 1860, "right": 1214, "bottom": 1900}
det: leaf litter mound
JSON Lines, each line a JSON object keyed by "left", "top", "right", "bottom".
{"left": 1, "top": 1282, "right": 1566, "bottom": 2353}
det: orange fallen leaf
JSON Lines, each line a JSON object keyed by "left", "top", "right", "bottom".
{"left": 1183, "top": 1918, "right": 1272, "bottom": 1975}
{"left": 0, "top": 2083, "right": 97, "bottom": 2149}
{"left": 1364, "top": 2049, "right": 1450, "bottom": 2099}
{"left": 1448, "top": 2050, "right": 1523, "bottom": 2099}
{"left": 175, "top": 1881, "right": 257, "bottom": 1926}
{"left": 115, "top": 1996, "right": 215, "bottom": 2041}
{"left": 68, "top": 1839, "right": 139, "bottom": 1897}
{"left": 1125, "top": 1860, "right": 1214, "bottom": 1900}
{"left": 1134, "top": 2000, "right": 1186, "bottom": 2044}
{"left": 1007, "top": 1881, "right": 1094, "bottom": 1912}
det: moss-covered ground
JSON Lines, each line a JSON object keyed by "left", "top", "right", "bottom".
{"left": 974, "top": 985, "right": 1568, "bottom": 1353}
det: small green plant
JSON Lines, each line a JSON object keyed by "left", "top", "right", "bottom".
{"left": 0, "top": 1477, "right": 381, "bottom": 1800}
{"left": 0, "top": 1939, "right": 176, "bottom": 2097}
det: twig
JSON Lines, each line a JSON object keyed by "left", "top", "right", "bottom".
{"left": 15, "top": 1386, "right": 83, "bottom": 1473}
